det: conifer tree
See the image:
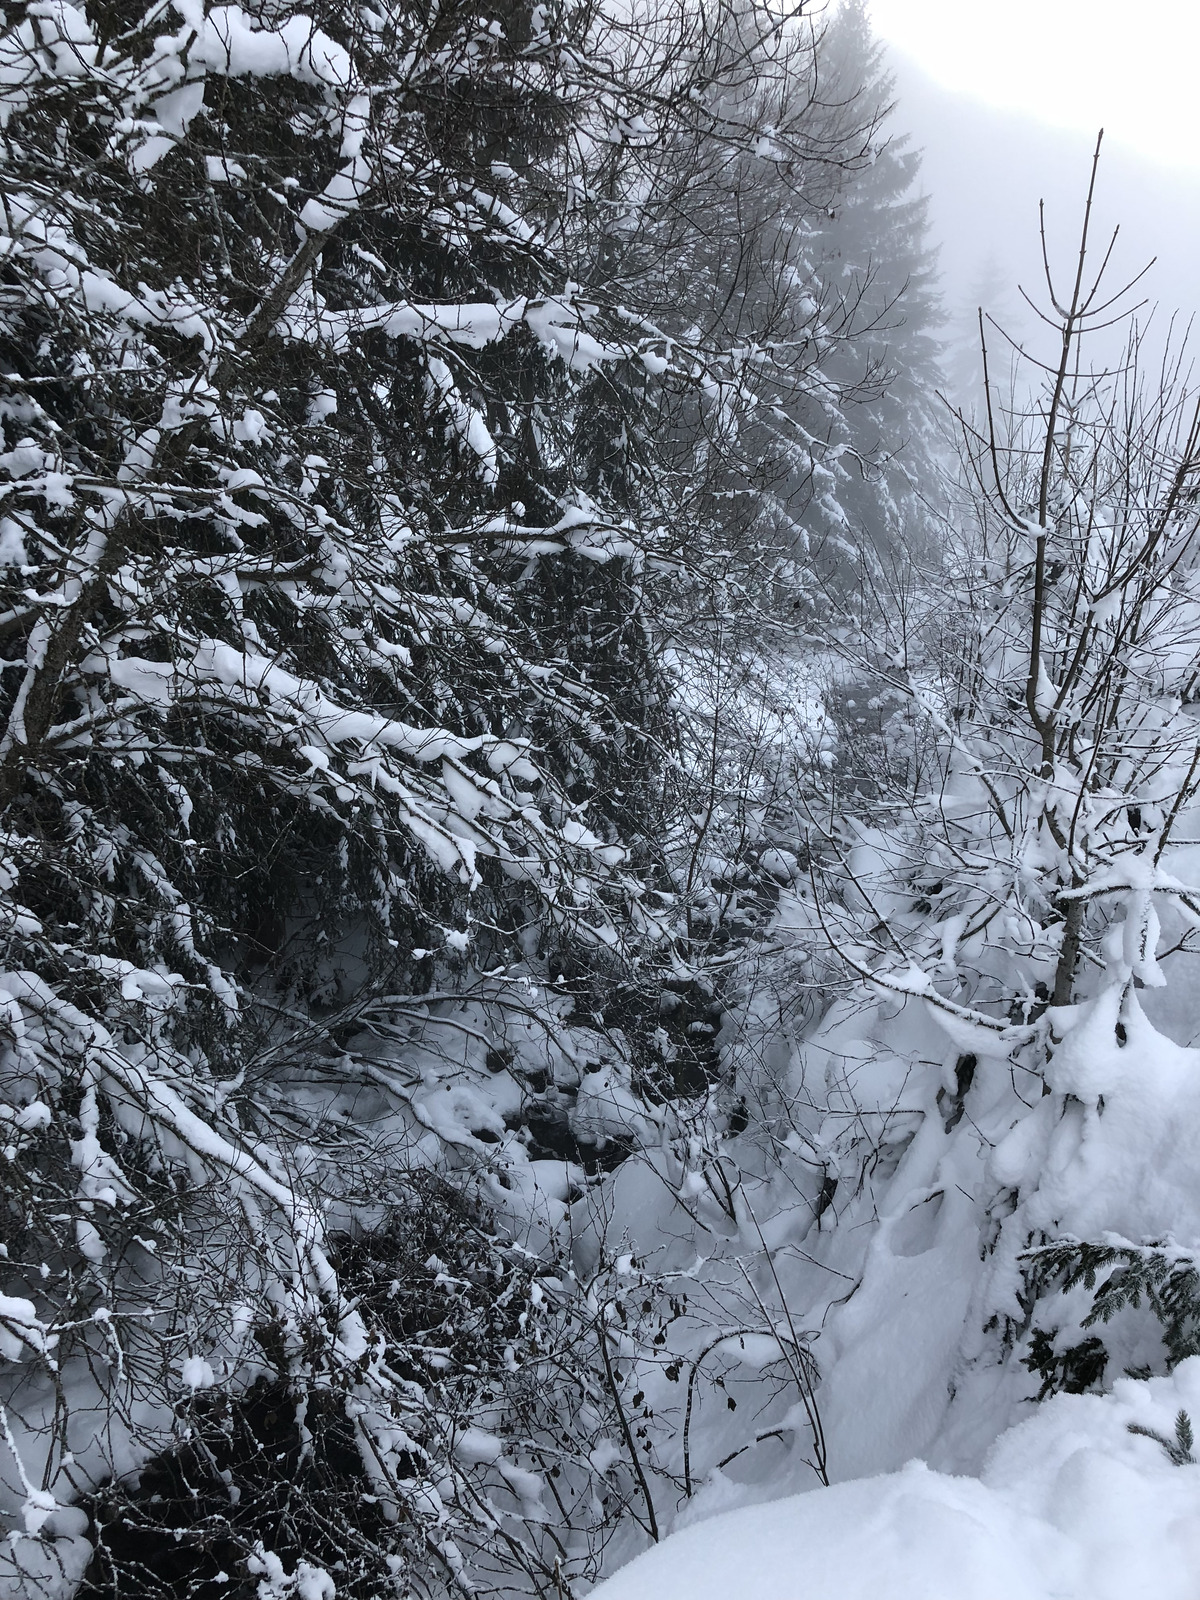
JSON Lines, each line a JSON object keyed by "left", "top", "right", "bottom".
{"left": 0, "top": 0, "right": 686, "bottom": 1588}
{"left": 783, "top": 0, "right": 944, "bottom": 588}
{"left": 0, "top": 0, "right": 956, "bottom": 1592}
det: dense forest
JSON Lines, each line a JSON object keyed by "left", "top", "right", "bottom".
{"left": 0, "top": 0, "right": 1196, "bottom": 1595}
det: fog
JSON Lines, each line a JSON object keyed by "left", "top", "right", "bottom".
{"left": 884, "top": 46, "right": 1200, "bottom": 398}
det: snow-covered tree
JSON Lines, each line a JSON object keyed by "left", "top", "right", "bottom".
{"left": 943, "top": 252, "right": 1026, "bottom": 411}
{"left": 714, "top": 137, "right": 1200, "bottom": 1482}
{"left": 555, "top": 0, "right": 938, "bottom": 582}
{"left": 795, "top": 0, "right": 944, "bottom": 582}
{"left": 0, "top": 0, "right": 731, "bottom": 1591}
{"left": 0, "top": 0, "right": 1040, "bottom": 1595}
{"left": 490, "top": 143, "right": 1200, "bottom": 1568}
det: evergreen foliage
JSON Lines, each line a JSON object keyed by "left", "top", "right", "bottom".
{"left": 1023, "top": 1240, "right": 1200, "bottom": 1379}
{"left": 0, "top": 0, "right": 952, "bottom": 1593}
{"left": 1127, "top": 1407, "right": 1196, "bottom": 1467}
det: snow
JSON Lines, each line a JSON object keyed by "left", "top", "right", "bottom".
{"left": 426, "top": 357, "right": 498, "bottom": 486}
{"left": 205, "top": 155, "right": 248, "bottom": 184}
{"left": 453, "top": 1428, "right": 503, "bottom": 1466}
{"left": 971, "top": 986, "right": 1200, "bottom": 1332}
{"left": 0, "top": 1295, "right": 52, "bottom": 1363}
{"left": 246, "top": 1548, "right": 336, "bottom": 1600}
{"left": 592, "top": 1362, "right": 1200, "bottom": 1600}
{"left": 158, "top": 6, "right": 352, "bottom": 91}
{"left": 7, "top": 0, "right": 1200, "bottom": 1595}
{"left": 0, "top": 1506, "right": 91, "bottom": 1600}
{"left": 179, "top": 1356, "right": 216, "bottom": 1391}
{"left": 278, "top": 291, "right": 648, "bottom": 376}
{"left": 758, "top": 848, "right": 799, "bottom": 882}
{"left": 711, "top": 1333, "right": 786, "bottom": 1370}
{"left": 68, "top": 633, "right": 619, "bottom": 891}
{"left": 571, "top": 1060, "right": 654, "bottom": 1148}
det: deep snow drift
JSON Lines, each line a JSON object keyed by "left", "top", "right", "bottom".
{"left": 592, "top": 1362, "right": 1200, "bottom": 1600}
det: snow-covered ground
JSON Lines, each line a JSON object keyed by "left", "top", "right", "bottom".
{"left": 592, "top": 1361, "right": 1200, "bottom": 1600}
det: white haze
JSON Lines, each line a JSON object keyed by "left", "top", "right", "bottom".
{"left": 869, "top": 0, "right": 1200, "bottom": 174}
{"left": 882, "top": 47, "right": 1200, "bottom": 398}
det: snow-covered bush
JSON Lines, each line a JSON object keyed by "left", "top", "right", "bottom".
{"left": 711, "top": 140, "right": 1200, "bottom": 1479}
{"left": 525, "top": 147, "right": 1200, "bottom": 1552}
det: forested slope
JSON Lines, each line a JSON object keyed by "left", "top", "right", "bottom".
{"left": 2, "top": 0, "right": 1198, "bottom": 1597}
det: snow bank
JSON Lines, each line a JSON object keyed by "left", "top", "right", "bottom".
{"left": 591, "top": 1360, "right": 1200, "bottom": 1600}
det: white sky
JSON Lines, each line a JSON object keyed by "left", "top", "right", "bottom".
{"left": 867, "top": 0, "right": 1200, "bottom": 171}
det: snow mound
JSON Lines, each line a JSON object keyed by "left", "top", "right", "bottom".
{"left": 590, "top": 1361, "right": 1200, "bottom": 1600}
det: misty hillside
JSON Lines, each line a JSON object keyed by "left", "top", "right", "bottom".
{"left": 0, "top": 2, "right": 1196, "bottom": 1598}
{"left": 887, "top": 47, "right": 1200, "bottom": 398}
